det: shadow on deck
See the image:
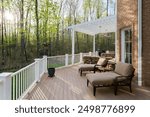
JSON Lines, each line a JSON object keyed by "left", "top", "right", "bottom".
{"left": 24, "top": 65, "right": 150, "bottom": 100}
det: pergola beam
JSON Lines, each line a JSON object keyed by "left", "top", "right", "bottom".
{"left": 69, "top": 16, "right": 116, "bottom": 64}
{"left": 68, "top": 15, "right": 116, "bottom": 36}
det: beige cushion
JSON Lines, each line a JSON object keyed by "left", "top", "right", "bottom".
{"left": 97, "top": 58, "right": 107, "bottom": 66}
{"left": 86, "top": 72, "right": 120, "bottom": 86}
{"left": 114, "top": 62, "right": 134, "bottom": 76}
{"left": 79, "top": 64, "right": 95, "bottom": 71}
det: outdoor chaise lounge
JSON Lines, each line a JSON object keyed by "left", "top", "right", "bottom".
{"left": 86, "top": 62, "right": 135, "bottom": 96}
{"left": 79, "top": 57, "right": 108, "bottom": 76}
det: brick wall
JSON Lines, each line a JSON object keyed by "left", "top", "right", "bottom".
{"left": 142, "top": 0, "right": 150, "bottom": 86}
{"left": 117, "top": 0, "right": 138, "bottom": 75}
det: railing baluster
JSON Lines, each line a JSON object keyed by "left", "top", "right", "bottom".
{"left": 29, "top": 66, "right": 31, "bottom": 85}
{"left": 22, "top": 70, "right": 24, "bottom": 93}
{"left": 25, "top": 69, "right": 27, "bottom": 90}
{"left": 19, "top": 73, "right": 21, "bottom": 97}
{"left": 15, "top": 74, "right": 18, "bottom": 99}
{"left": 25, "top": 69, "right": 26, "bottom": 91}
{"left": 12, "top": 76, "right": 15, "bottom": 100}
{"left": 26, "top": 68, "right": 28, "bottom": 89}
{"left": 24, "top": 69, "right": 26, "bottom": 90}
{"left": 21, "top": 71, "right": 23, "bottom": 94}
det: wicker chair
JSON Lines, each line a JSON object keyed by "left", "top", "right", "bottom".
{"left": 86, "top": 62, "right": 135, "bottom": 96}
{"left": 79, "top": 57, "right": 108, "bottom": 76}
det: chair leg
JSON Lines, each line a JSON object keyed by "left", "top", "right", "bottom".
{"left": 87, "top": 79, "right": 89, "bottom": 87}
{"left": 129, "top": 84, "right": 132, "bottom": 93}
{"left": 80, "top": 70, "right": 82, "bottom": 76}
{"left": 93, "top": 86, "right": 96, "bottom": 96}
{"left": 114, "top": 85, "right": 118, "bottom": 95}
{"left": 94, "top": 68, "right": 96, "bottom": 73}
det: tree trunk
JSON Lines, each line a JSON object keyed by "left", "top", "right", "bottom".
{"left": 107, "top": 0, "right": 109, "bottom": 16}
{"left": 20, "top": 0, "right": 28, "bottom": 62}
{"left": 1, "top": 0, "right": 4, "bottom": 65}
{"left": 74, "top": 17, "right": 79, "bottom": 53}
{"left": 35, "top": 0, "right": 40, "bottom": 57}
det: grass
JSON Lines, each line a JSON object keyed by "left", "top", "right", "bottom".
{"left": 47, "top": 63, "right": 65, "bottom": 68}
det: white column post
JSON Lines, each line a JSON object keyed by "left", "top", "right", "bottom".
{"left": 115, "top": 32, "right": 118, "bottom": 61}
{"left": 0, "top": 73, "right": 12, "bottom": 100}
{"left": 93, "top": 35, "right": 96, "bottom": 54}
{"left": 72, "top": 29, "right": 75, "bottom": 64}
{"left": 138, "top": 0, "right": 142, "bottom": 86}
{"left": 35, "top": 59, "right": 40, "bottom": 82}
{"left": 89, "top": 52, "right": 92, "bottom": 56}
{"left": 65, "top": 54, "right": 69, "bottom": 66}
{"left": 115, "top": 0, "right": 118, "bottom": 62}
{"left": 95, "top": 51, "right": 98, "bottom": 56}
{"left": 43, "top": 56, "right": 47, "bottom": 73}
{"left": 80, "top": 53, "right": 83, "bottom": 63}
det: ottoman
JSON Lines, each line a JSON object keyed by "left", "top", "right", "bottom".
{"left": 86, "top": 72, "right": 120, "bottom": 96}
{"left": 78, "top": 64, "right": 95, "bottom": 76}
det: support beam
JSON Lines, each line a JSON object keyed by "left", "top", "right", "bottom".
{"left": 138, "top": 0, "right": 142, "bottom": 86}
{"left": 0, "top": 73, "right": 12, "bottom": 100}
{"left": 115, "top": 32, "right": 117, "bottom": 61}
{"left": 93, "top": 35, "right": 96, "bottom": 54}
{"left": 72, "top": 29, "right": 75, "bottom": 64}
{"left": 115, "top": 0, "right": 118, "bottom": 62}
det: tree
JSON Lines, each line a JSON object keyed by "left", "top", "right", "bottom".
{"left": 1, "top": 0, "right": 4, "bottom": 65}
{"left": 0, "top": 0, "right": 115, "bottom": 72}
{"left": 20, "top": 0, "right": 28, "bottom": 62}
{"left": 35, "top": 0, "right": 40, "bottom": 57}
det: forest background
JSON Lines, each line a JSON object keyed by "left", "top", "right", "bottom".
{"left": 0, "top": 0, "right": 115, "bottom": 72}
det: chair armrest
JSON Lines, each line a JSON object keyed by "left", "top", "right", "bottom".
{"left": 114, "top": 75, "right": 134, "bottom": 83}
{"left": 93, "top": 64, "right": 103, "bottom": 73}
{"left": 94, "top": 64, "right": 103, "bottom": 70}
{"left": 94, "top": 64, "right": 102, "bottom": 68}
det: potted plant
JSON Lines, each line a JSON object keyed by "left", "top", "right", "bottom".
{"left": 48, "top": 67, "right": 55, "bottom": 77}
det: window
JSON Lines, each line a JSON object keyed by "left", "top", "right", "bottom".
{"left": 121, "top": 28, "right": 132, "bottom": 64}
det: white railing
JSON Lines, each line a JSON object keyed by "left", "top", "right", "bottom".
{"left": 11, "top": 62, "right": 36, "bottom": 100}
{"left": 0, "top": 51, "right": 97, "bottom": 100}
{"left": 0, "top": 56, "right": 47, "bottom": 100}
{"left": 47, "top": 55, "right": 66, "bottom": 68}
{"left": 74, "top": 54, "right": 80, "bottom": 63}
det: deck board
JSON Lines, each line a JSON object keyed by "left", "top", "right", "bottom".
{"left": 24, "top": 65, "right": 150, "bottom": 100}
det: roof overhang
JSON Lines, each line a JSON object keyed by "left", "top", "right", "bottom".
{"left": 68, "top": 15, "right": 116, "bottom": 36}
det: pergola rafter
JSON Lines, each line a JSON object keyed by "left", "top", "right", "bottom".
{"left": 68, "top": 15, "right": 117, "bottom": 64}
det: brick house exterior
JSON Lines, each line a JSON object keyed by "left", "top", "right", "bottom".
{"left": 142, "top": 0, "right": 150, "bottom": 86}
{"left": 117, "top": 0, "right": 150, "bottom": 86}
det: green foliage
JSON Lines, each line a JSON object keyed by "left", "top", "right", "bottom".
{"left": 0, "top": 0, "right": 115, "bottom": 72}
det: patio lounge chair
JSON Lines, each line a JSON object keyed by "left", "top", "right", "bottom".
{"left": 86, "top": 62, "right": 135, "bottom": 96}
{"left": 79, "top": 57, "right": 108, "bottom": 76}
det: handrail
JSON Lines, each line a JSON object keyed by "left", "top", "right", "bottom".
{"left": 11, "top": 62, "right": 36, "bottom": 76}
{"left": 47, "top": 55, "right": 65, "bottom": 58}
{"left": 0, "top": 52, "right": 93, "bottom": 100}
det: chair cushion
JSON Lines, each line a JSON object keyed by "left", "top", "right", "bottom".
{"left": 79, "top": 64, "right": 95, "bottom": 71}
{"left": 97, "top": 57, "right": 107, "bottom": 66}
{"left": 86, "top": 72, "right": 120, "bottom": 86}
{"left": 114, "top": 62, "right": 134, "bottom": 76}
{"left": 83, "top": 56, "right": 91, "bottom": 64}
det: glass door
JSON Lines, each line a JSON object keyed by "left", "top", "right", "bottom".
{"left": 121, "top": 28, "right": 132, "bottom": 64}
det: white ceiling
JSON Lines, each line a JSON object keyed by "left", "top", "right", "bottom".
{"left": 68, "top": 15, "right": 116, "bottom": 36}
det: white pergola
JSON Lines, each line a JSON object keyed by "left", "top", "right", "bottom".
{"left": 68, "top": 15, "right": 117, "bottom": 64}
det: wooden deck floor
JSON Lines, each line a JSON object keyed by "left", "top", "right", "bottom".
{"left": 24, "top": 65, "right": 150, "bottom": 100}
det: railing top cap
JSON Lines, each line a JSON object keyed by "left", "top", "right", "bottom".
{"left": 0, "top": 72, "right": 12, "bottom": 77}
{"left": 34, "top": 58, "right": 41, "bottom": 61}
